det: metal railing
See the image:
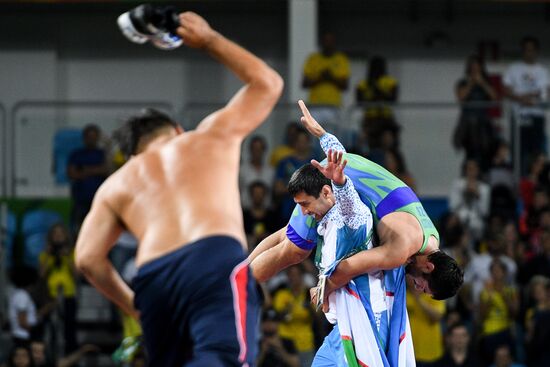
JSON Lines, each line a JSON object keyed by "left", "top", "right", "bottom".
{"left": 1, "top": 99, "right": 548, "bottom": 198}
{"left": 10, "top": 100, "right": 174, "bottom": 197}
{"left": 0, "top": 104, "right": 6, "bottom": 198}
{"left": 0, "top": 203, "right": 8, "bottom": 324}
{"left": 182, "top": 100, "right": 548, "bottom": 197}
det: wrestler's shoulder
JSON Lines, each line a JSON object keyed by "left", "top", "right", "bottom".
{"left": 172, "top": 128, "right": 241, "bottom": 151}
{"left": 95, "top": 166, "right": 133, "bottom": 202}
{"left": 174, "top": 129, "right": 213, "bottom": 143}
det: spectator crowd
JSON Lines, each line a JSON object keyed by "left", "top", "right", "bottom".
{"left": 0, "top": 33, "right": 549, "bottom": 367}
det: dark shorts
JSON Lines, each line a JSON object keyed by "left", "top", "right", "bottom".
{"left": 133, "top": 236, "right": 261, "bottom": 367}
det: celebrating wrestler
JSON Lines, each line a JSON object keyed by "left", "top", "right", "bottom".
{"left": 285, "top": 149, "right": 415, "bottom": 366}
{"left": 75, "top": 7, "right": 283, "bottom": 367}
{"left": 250, "top": 100, "right": 463, "bottom": 303}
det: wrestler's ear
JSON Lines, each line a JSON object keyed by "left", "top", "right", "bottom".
{"left": 424, "top": 261, "right": 435, "bottom": 273}
{"left": 321, "top": 185, "right": 332, "bottom": 198}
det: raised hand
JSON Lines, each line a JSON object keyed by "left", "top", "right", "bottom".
{"left": 298, "top": 100, "right": 326, "bottom": 138}
{"left": 311, "top": 149, "right": 347, "bottom": 186}
{"left": 176, "top": 12, "right": 217, "bottom": 49}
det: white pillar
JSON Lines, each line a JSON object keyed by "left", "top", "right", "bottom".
{"left": 288, "top": 0, "right": 317, "bottom": 103}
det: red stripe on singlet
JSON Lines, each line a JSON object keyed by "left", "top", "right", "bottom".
{"left": 230, "top": 260, "right": 249, "bottom": 363}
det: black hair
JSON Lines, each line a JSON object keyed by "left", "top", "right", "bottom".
{"left": 10, "top": 266, "right": 38, "bottom": 289}
{"left": 82, "top": 123, "right": 100, "bottom": 138}
{"left": 8, "top": 344, "right": 34, "bottom": 367}
{"left": 113, "top": 108, "right": 178, "bottom": 158}
{"left": 368, "top": 55, "right": 387, "bottom": 83}
{"left": 284, "top": 122, "right": 301, "bottom": 145}
{"left": 46, "top": 222, "right": 71, "bottom": 245}
{"left": 446, "top": 321, "right": 468, "bottom": 336}
{"left": 426, "top": 251, "right": 464, "bottom": 301}
{"left": 249, "top": 135, "right": 267, "bottom": 151}
{"left": 461, "top": 158, "right": 481, "bottom": 178}
{"left": 521, "top": 35, "right": 540, "bottom": 50}
{"left": 287, "top": 163, "right": 330, "bottom": 198}
{"left": 286, "top": 121, "right": 300, "bottom": 131}
{"left": 464, "top": 54, "right": 491, "bottom": 82}
{"left": 248, "top": 180, "right": 268, "bottom": 195}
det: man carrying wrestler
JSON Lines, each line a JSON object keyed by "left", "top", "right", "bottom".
{"left": 250, "top": 100, "right": 463, "bottom": 302}
{"left": 75, "top": 9, "right": 283, "bottom": 367}
{"left": 287, "top": 149, "right": 415, "bottom": 366}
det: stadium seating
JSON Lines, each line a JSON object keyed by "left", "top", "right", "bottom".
{"left": 53, "top": 128, "right": 83, "bottom": 185}
{"left": 21, "top": 209, "right": 63, "bottom": 267}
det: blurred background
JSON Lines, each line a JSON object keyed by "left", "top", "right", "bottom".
{"left": 1, "top": 0, "right": 550, "bottom": 366}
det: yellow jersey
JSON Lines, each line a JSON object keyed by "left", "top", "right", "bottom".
{"left": 303, "top": 52, "right": 350, "bottom": 106}
{"left": 406, "top": 291, "right": 446, "bottom": 362}
{"left": 273, "top": 288, "right": 314, "bottom": 352}
{"left": 480, "top": 287, "right": 516, "bottom": 335}
{"left": 39, "top": 250, "right": 77, "bottom": 298}
{"left": 356, "top": 75, "right": 398, "bottom": 119}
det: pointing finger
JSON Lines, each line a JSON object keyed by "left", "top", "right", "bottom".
{"left": 298, "top": 100, "right": 312, "bottom": 120}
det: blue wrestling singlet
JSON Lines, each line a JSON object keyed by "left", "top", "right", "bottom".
{"left": 133, "top": 236, "right": 261, "bottom": 367}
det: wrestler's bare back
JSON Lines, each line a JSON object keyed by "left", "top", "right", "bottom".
{"left": 97, "top": 128, "right": 246, "bottom": 268}
{"left": 75, "top": 12, "right": 283, "bottom": 317}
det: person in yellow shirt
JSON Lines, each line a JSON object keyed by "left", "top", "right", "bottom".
{"left": 273, "top": 264, "right": 316, "bottom": 367}
{"left": 39, "top": 223, "right": 78, "bottom": 354}
{"left": 479, "top": 259, "right": 518, "bottom": 366}
{"left": 356, "top": 55, "right": 399, "bottom": 122}
{"left": 407, "top": 277, "right": 446, "bottom": 366}
{"left": 355, "top": 55, "right": 399, "bottom": 157}
{"left": 302, "top": 32, "right": 350, "bottom": 123}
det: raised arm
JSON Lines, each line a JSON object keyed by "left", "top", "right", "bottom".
{"left": 74, "top": 188, "right": 136, "bottom": 318}
{"left": 176, "top": 12, "right": 283, "bottom": 139}
{"left": 297, "top": 100, "right": 346, "bottom": 153}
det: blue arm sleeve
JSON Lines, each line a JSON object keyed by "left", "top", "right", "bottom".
{"left": 286, "top": 206, "right": 319, "bottom": 250}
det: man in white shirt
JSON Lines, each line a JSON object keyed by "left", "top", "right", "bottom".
{"left": 8, "top": 269, "right": 38, "bottom": 343}
{"left": 503, "top": 36, "right": 549, "bottom": 176}
{"left": 449, "top": 159, "right": 491, "bottom": 241}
